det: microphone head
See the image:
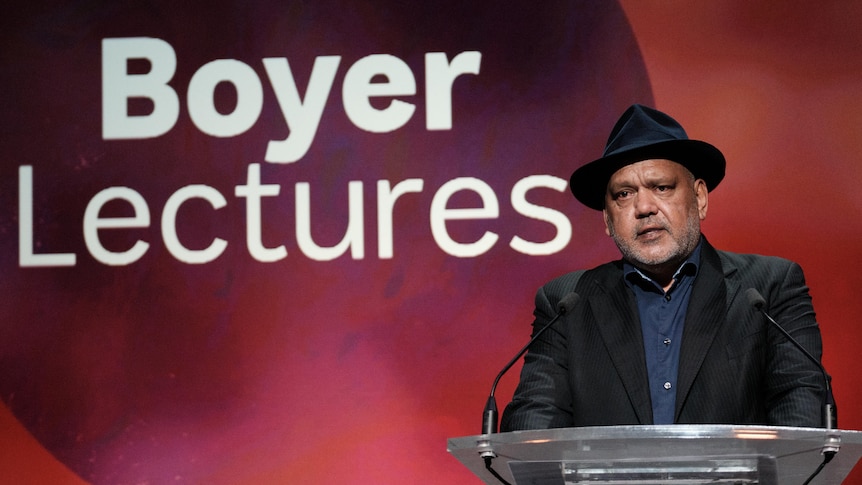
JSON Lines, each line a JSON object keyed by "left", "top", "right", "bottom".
{"left": 557, "top": 292, "right": 581, "bottom": 314}
{"left": 745, "top": 288, "right": 767, "bottom": 310}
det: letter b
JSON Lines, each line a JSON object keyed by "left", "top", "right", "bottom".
{"left": 102, "top": 37, "right": 179, "bottom": 139}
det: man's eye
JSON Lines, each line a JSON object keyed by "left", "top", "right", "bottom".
{"left": 614, "top": 190, "right": 631, "bottom": 199}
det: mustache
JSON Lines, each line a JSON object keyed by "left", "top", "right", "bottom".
{"left": 634, "top": 218, "right": 669, "bottom": 236}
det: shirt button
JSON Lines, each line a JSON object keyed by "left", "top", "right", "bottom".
{"left": 664, "top": 382, "right": 672, "bottom": 390}
{"left": 663, "top": 338, "right": 671, "bottom": 346}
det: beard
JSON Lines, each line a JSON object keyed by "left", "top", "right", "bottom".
{"left": 608, "top": 210, "right": 702, "bottom": 276}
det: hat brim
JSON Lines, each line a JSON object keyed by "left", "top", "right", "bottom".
{"left": 569, "top": 139, "right": 726, "bottom": 211}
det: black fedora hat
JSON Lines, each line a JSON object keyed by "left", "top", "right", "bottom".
{"left": 570, "top": 104, "right": 726, "bottom": 210}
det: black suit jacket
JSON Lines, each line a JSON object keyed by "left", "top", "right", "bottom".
{"left": 501, "top": 239, "right": 827, "bottom": 430}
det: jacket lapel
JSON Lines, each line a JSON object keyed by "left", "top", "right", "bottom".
{"left": 674, "top": 241, "right": 739, "bottom": 420}
{"left": 587, "top": 266, "right": 654, "bottom": 424}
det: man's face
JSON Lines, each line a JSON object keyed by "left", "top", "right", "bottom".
{"left": 603, "top": 159, "right": 708, "bottom": 275}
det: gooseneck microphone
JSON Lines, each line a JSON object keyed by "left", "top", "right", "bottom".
{"left": 744, "top": 288, "right": 837, "bottom": 431}
{"left": 481, "top": 291, "right": 581, "bottom": 437}
{"left": 746, "top": 288, "right": 838, "bottom": 485}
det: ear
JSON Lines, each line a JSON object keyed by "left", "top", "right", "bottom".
{"left": 695, "top": 179, "right": 708, "bottom": 220}
{"left": 602, "top": 208, "right": 612, "bottom": 236}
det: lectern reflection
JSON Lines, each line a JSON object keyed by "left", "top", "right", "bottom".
{"left": 509, "top": 455, "right": 777, "bottom": 485}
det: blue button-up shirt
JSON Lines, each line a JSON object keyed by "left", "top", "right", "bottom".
{"left": 623, "top": 242, "right": 701, "bottom": 424}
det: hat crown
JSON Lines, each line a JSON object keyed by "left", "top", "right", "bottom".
{"left": 603, "top": 104, "right": 690, "bottom": 157}
{"left": 569, "top": 104, "right": 726, "bottom": 210}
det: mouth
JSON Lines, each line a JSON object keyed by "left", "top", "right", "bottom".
{"left": 636, "top": 226, "right": 666, "bottom": 239}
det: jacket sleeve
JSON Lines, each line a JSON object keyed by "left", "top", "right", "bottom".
{"left": 500, "top": 277, "right": 579, "bottom": 431}
{"left": 761, "top": 259, "right": 829, "bottom": 427}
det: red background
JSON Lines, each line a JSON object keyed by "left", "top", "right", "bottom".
{"left": 2, "top": 1, "right": 862, "bottom": 483}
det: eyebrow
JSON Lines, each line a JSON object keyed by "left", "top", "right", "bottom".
{"left": 609, "top": 173, "right": 678, "bottom": 190}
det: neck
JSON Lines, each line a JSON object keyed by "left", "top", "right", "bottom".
{"left": 629, "top": 236, "right": 703, "bottom": 291}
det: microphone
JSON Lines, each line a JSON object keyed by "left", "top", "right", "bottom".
{"left": 481, "top": 291, "right": 581, "bottom": 437}
{"left": 744, "top": 288, "right": 837, "bottom": 431}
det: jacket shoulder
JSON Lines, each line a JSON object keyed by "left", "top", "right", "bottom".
{"left": 715, "top": 249, "right": 800, "bottom": 277}
{"left": 541, "top": 261, "right": 621, "bottom": 297}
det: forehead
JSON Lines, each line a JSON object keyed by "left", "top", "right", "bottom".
{"left": 607, "top": 159, "right": 690, "bottom": 186}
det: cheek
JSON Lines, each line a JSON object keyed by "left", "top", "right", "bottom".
{"left": 604, "top": 215, "right": 630, "bottom": 238}
{"left": 662, "top": 201, "right": 690, "bottom": 222}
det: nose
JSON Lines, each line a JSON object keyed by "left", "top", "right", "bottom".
{"left": 633, "top": 191, "right": 658, "bottom": 218}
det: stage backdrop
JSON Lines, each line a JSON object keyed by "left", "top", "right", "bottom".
{"left": 2, "top": 1, "right": 861, "bottom": 483}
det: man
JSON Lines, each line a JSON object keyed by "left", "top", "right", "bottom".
{"left": 500, "top": 104, "right": 830, "bottom": 430}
